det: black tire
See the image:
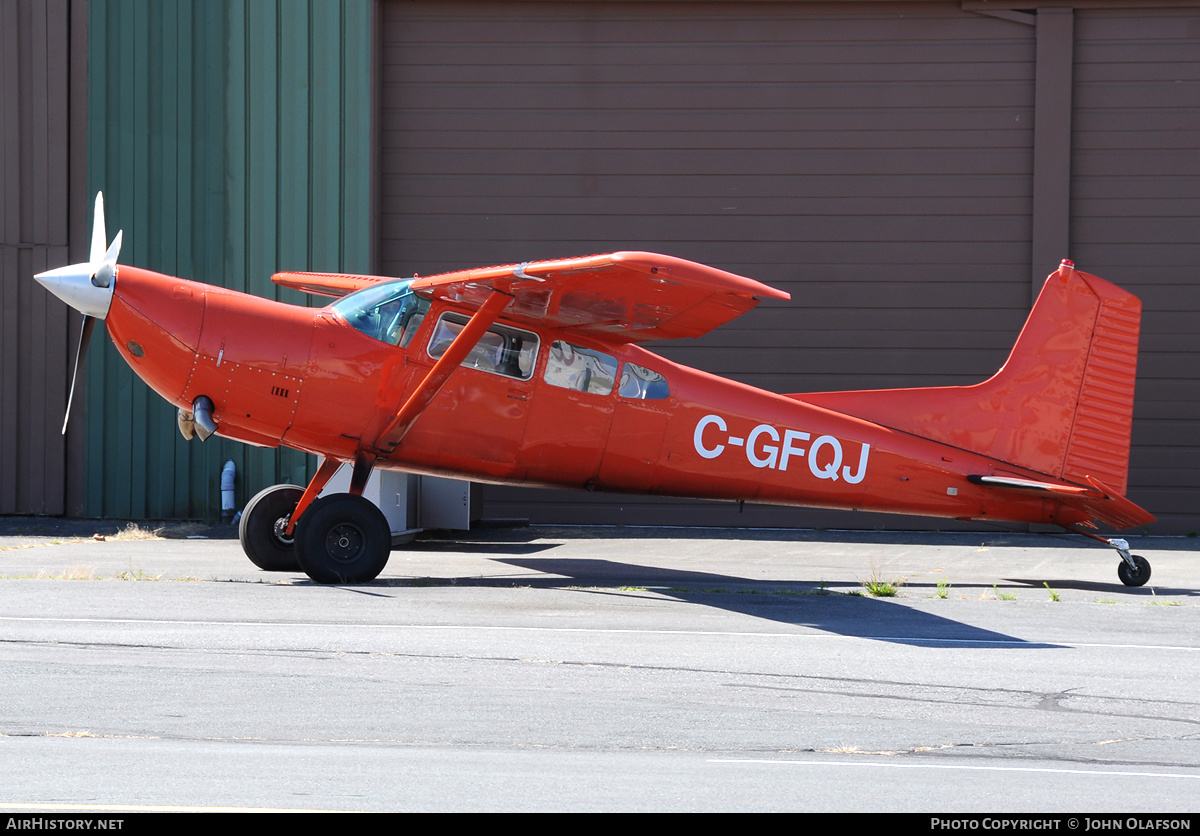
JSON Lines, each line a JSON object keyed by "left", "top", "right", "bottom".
{"left": 1117, "top": 554, "right": 1151, "bottom": 587}
{"left": 239, "top": 484, "right": 304, "bottom": 571}
{"left": 294, "top": 493, "right": 391, "bottom": 584}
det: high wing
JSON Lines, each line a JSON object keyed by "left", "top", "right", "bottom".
{"left": 274, "top": 251, "right": 790, "bottom": 343}
{"left": 272, "top": 271, "right": 394, "bottom": 297}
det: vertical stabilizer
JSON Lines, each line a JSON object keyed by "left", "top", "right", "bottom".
{"left": 795, "top": 262, "right": 1142, "bottom": 495}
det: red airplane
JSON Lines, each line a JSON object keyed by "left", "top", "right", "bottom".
{"left": 36, "top": 193, "right": 1156, "bottom": 586}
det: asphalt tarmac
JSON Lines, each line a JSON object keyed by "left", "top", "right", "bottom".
{"left": 1, "top": 519, "right": 1198, "bottom": 812}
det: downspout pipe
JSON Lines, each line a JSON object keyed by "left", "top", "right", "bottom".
{"left": 221, "top": 459, "right": 237, "bottom": 524}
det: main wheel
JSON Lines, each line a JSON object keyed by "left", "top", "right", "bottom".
{"left": 1117, "top": 554, "right": 1151, "bottom": 587}
{"left": 294, "top": 493, "right": 391, "bottom": 584}
{"left": 239, "top": 484, "right": 304, "bottom": 571}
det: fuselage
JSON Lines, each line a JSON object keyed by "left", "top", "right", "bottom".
{"left": 104, "top": 265, "right": 1088, "bottom": 528}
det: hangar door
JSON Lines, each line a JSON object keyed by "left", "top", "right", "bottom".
{"left": 378, "top": 1, "right": 1043, "bottom": 528}
{"left": 1066, "top": 7, "right": 1200, "bottom": 536}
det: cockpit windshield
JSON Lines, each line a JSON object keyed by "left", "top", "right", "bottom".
{"left": 330, "top": 280, "right": 430, "bottom": 348}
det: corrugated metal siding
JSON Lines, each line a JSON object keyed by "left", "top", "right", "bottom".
{"left": 1071, "top": 7, "right": 1200, "bottom": 534}
{"left": 378, "top": 0, "right": 1045, "bottom": 529}
{"left": 0, "top": 0, "right": 84, "bottom": 516}
{"left": 84, "top": 0, "right": 372, "bottom": 519}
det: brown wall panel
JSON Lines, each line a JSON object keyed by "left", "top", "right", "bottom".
{"left": 0, "top": 0, "right": 84, "bottom": 516}
{"left": 1070, "top": 6, "right": 1200, "bottom": 534}
{"left": 379, "top": 1, "right": 1196, "bottom": 533}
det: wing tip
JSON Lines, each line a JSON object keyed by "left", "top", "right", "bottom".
{"left": 608, "top": 251, "right": 790, "bottom": 301}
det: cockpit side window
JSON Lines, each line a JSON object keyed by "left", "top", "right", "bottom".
{"left": 396, "top": 304, "right": 428, "bottom": 349}
{"left": 331, "top": 280, "right": 430, "bottom": 348}
{"left": 427, "top": 312, "right": 539, "bottom": 380}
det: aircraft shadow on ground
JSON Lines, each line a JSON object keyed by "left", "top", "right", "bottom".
{"left": 409, "top": 539, "right": 558, "bottom": 556}
{"left": 459, "top": 524, "right": 1196, "bottom": 550}
{"left": 408, "top": 527, "right": 1197, "bottom": 599}
{"left": 1006, "top": 577, "right": 1197, "bottom": 597}
{"left": 487, "top": 556, "right": 1057, "bottom": 649}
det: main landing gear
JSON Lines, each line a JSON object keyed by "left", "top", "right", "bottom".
{"left": 293, "top": 493, "right": 391, "bottom": 584}
{"left": 238, "top": 456, "right": 394, "bottom": 584}
{"left": 239, "top": 484, "right": 303, "bottom": 571}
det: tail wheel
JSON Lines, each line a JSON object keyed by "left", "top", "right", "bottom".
{"left": 1117, "top": 555, "right": 1151, "bottom": 587}
{"left": 239, "top": 484, "right": 304, "bottom": 571}
{"left": 294, "top": 493, "right": 392, "bottom": 584}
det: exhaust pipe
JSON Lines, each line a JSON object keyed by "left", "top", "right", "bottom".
{"left": 192, "top": 395, "right": 218, "bottom": 441}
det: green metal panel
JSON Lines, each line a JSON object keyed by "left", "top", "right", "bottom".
{"left": 85, "top": 0, "right": 372, "bottom": 519}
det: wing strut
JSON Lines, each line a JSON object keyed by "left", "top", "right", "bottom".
{"left": 371, "top": 288, "right": 513, "bottom": 455}
{"left": 283, "top": 449, "right": 382, "bottom": 537}
{"left": 284, "top": 456, "right": 343, "bottom": 536}
{"left": 283, "top": 290, "right": 511, "bottom": 535}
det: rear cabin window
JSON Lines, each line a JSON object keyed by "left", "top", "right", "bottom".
{"left": 619, "top": 363, "right": 670, "bottom": 400}
{"left": 544, "top": 340, "right": 618, "bottom": 395}
{"left": 427, "top": 312, "right": 538, "bottom": 380}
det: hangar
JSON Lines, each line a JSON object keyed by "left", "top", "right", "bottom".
{"left": 3, "top": 0, "right": 1197, "bottom": 533}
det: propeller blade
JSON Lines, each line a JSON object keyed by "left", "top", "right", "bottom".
{"left": 62, "top": 315, "right": 96, "bottom": 435}
{"left": 89, "top": 192, "right": 106, "bottom": 266}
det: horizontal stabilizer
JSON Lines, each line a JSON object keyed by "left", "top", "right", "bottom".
{"left": 1073, "top": 477, "right": 1158, "bottom": 530}
{"left": 968, "top": 475, "right": 1091, "bottom": 495}
{"left": 969, "top": 474, "right": 1155, "bottom": 530}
